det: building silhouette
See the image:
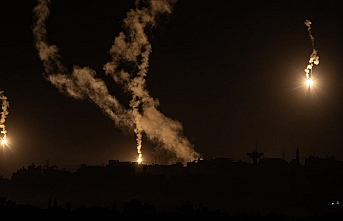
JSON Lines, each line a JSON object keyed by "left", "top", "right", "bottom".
{"left": 0, "top": 148, "right": 342, "bottom": 219}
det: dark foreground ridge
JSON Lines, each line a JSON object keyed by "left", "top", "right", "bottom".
{"left": 1, "top": 151, "right": 343, "bottom": 220}
{"left": 1, "top": 197, "right": 343, "bottom": 220}
{"left": 0, "top": 197, "right": 282, "bottom": 220}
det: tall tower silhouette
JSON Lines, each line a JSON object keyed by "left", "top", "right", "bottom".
{"left": 296, "top": 147, "right": 300, "bottom": 163}
{"left": 247, "top": 140, "right": 264, "bottom": 164}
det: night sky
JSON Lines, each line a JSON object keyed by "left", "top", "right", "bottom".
{"left": 0, "top": 0, "right": 343, "bottom": 178}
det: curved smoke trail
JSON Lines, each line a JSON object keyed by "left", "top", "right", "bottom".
{"left": 32, "top": 0, "right": 200, "bottom": 163}
{"left": 304, "top": 19, "right": 319, "bottom": 84}
{"left": 0, "top": 90, "right": 9, "bottom": 141}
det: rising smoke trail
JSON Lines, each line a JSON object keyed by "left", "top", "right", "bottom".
{"left": 0, "top": 90, "right": 9, "bottom": 143}
{"left": 32, "top": 0, "right": 200, "bottom": 163}
{"left": 304, "top": 19, "right": 319, "bottom": 86}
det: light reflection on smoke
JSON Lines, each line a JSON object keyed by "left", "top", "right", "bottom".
{"left": 32, "top": 0, "right": 200, "bottom": 164}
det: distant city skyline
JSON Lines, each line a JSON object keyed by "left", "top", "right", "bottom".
{"left": 2, "top": 149, "right": 343, "bottom": 218}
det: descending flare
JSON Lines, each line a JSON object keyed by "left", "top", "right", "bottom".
{"left": 304, "top": 19, "right": 319, "bottom": 87}
{"left": 0, "top": 90, "right": 9, "bottom": 144}
{"left": 32, "top": 0, "right": 201, "bottom": 163}
{"left": 1, "top": 138, "right": 6, "bottom": 145}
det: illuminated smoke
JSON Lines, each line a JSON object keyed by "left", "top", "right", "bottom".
{"left": 0, "top": 90, "right": 9, "bottom": 141}
{"left": 304, "top": 19, "right": 319, "bottom": 84}
{"left": 32, "top": 0, "right": 200, "bottom": 163}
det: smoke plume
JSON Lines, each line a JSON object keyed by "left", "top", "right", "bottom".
{"left": 32, "top": 0, "right": 200, "bottom": 163}
{"left": 304, "top": 19, "right": 319, "bottom": 80}
{"left": 0, "top": 90, "right": 9, "bottom": 140}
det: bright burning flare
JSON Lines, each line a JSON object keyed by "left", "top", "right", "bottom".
{"left": 32, "top": 0, "right": 201, "bottom": 164}
{"left": 137, "top": 153, "right": 143, "bottom": 164}
{"left": 306, "top": 78, "right": 313, "bottom": 87}
{"left": 0, "top": 90, "right": 9, "bottom": 143}
{"left": 304, "top": 19, "right": 319, "bottom": 89}
{"left": 1, "top": 138, "right": 7, "bottom": 146}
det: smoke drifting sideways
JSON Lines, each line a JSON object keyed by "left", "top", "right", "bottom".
{"left": 32, "top": 0, "right": 201, "bottom": 164}
{"left": 0, "top": 90, "right": 9, "bottom": 145}
{"left": 304, "top": 19, "right": 319, "bottom": 87}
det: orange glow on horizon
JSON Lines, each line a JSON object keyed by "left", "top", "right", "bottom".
{"left": 137, "top": 153, "right": 143, "bottom": 164}
{"left": 137, "top": 158, "right": 143, "bottom": 164}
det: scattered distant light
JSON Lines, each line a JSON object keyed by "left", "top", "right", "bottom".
{"left": 329, "top": 200, "right": 341, "bottom": 206}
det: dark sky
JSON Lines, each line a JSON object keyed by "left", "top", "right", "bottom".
{"left": 0, "top": 0, "right": 342, "bottom": 178}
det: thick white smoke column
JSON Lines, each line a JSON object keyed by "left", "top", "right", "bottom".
{"left": 0, "top": 90, "right": 9, "bottom": 142}
{"left": 32, "top": 0, "right": 200, "bottom": 163}
{"left": 304, "top": 19, "right": 319, "bottom": 85}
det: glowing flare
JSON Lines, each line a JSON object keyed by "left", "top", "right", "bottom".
{"left": 137, "top": 153, "right": 143, "bottom": 164}
{"left": 304, "top": 19, "right": 319, "bottom": 88}
{"left": 1, "top": 138, "right": 7, "bottom": 145}
{"left": 32, "top": 0, "right": 201, "bottom": 164}
{"left": 0, "top": 90, "right": 9, "bottom": 140}
{"left": 306, "top": 78, "right": 313, "bottom": 87}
